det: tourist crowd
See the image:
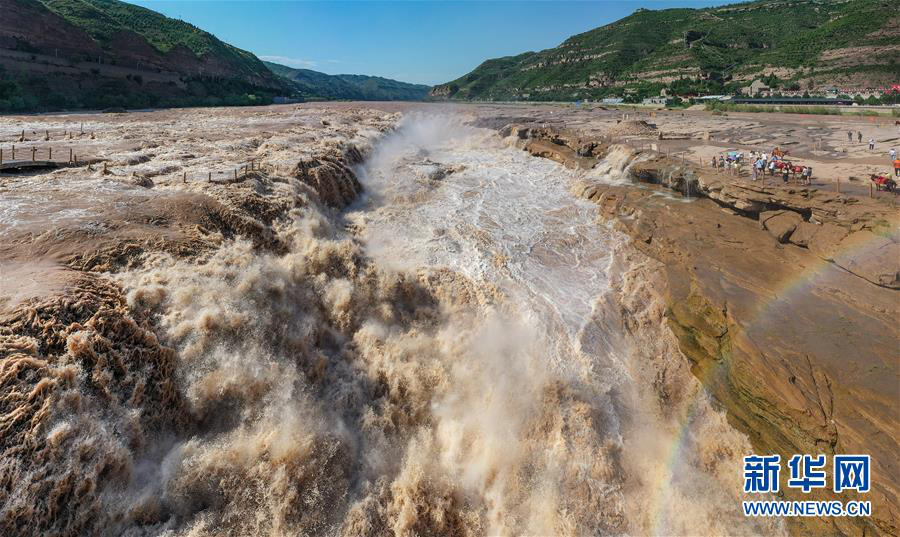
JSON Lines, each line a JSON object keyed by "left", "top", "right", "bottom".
{"left": 711, "top": 145, "right": 899, "bottom": 193}
{"left": 711, "top": 147, "right": 813, "bottom": 185}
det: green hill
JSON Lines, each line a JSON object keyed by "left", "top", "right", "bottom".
{"left": 431, "top": 0, "right": 899, "bottom": 102}
{"left": 42, "top": 0, "right": 256, "bottom": 62}
{"left": 264, "top": 61, "right": 429, "bottom": 101}
{"left": 0, "top": 0, "right": 288, "bottom": 111}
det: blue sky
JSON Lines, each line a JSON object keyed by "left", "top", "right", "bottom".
{"left": 132, "top": 1, "right": 726, "bottom": 85}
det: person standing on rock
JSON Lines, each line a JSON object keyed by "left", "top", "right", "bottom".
{"left": 890, "top": 147, "right": 896, "bottom": 162}
{"left": 858, "top": 131, "right": 863, "bottom": 143}
{"left": 768, "top": 159, "right": 776, "bottom": 176}
{"left": 848, "top": 130, "right": 853, "bottom": 143}
{"left": 894, "top": 156, "right": 900, "bottom": 178}
{"left": 869, "top": 138, "right": 876, "bottom": 151}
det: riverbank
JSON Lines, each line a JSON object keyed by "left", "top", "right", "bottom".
{"left": 1, "top": 103, "right": 896, "bottom": 535}
{"left": 0, "top": 103, "right": 757, "bottom": 536}
{"left": 504, "top": 122, "right": 899, "bottom": 536}
{"left": 0, "top": 104, "right": 407, "bottom": 534}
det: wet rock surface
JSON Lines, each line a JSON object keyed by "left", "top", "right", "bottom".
{"left": 0, "top": 104, "right": 400, "bottom": 535}
{"left": 513, "top": 124, "right": 899, "bottom": 537}
{"left": 0, "top": 103, "right": 896, "bottom": 536}
{"left": 2, "top": 104, "right": 768, "bottom": 537}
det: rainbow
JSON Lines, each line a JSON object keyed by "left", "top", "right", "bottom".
{"left": 646, "top": 225, "right": 897, "bottom": 535}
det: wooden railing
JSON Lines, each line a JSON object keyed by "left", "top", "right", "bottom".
{"left": 1, "top": 145, "right": 276, "bottom": 184}
{"left": 0, "top": 144, "right": 80, "bottom": 165}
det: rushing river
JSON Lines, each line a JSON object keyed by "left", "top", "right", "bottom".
{"left": 341, "top": 114, "right": 781, "bottom": 536}
{"left": 20, "top": 113, "right": 782, "bottom": 536}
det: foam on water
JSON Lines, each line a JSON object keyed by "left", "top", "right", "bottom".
{"left": 3, "top": 113, "right": 783, "bottom": 536}
{"left": 353, "top": 115, "right": 620, "bottom": 370}
{"left": 347, "top": 113, "right": 782, "bottom": 535}
{"left": 0, "top": 176, "right": 158, "bottom": 235}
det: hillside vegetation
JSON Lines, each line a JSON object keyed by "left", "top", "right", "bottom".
{"left": 264, "top": 61, "right": 429, "bottom": 101}
{"left": 0, "top": 0, "right": 286, "bottom": 111}
{"left": 432, "top": 0, "right": 899, "bottom": 102}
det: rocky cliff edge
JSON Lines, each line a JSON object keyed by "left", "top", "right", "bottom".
{"left": 504, "top": 124, "right": 899, "bottom": 537}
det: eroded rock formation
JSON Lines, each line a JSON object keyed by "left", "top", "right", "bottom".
{"left": 512, "top": 124, "right": 899, "bottom": 537}
{"left": 627, "top": 159, "right": 900, "bottom": 290}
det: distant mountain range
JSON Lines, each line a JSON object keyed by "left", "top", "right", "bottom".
{"left": 431, "top": 0, "right": 899, "bottom": 102}
{"left": 0, "top": 0, "right": 426, "bottom": 112}
{"left": 263, "top": 61, "right": 429, "bottom": 102}
{"left": 5, "top": 0, "right": 893, "bottom": 112}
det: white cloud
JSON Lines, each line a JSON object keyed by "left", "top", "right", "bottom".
{"left": 259, "top": 55, "right": 318, "bottom": 69}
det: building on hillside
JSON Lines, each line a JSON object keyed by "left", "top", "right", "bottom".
{"left": 731, "top": 97, "right": 855, "bottom": 106}
{"left": 642, "top": 96, "right": 666, "bottom": 105}
{"left": 742, "top": 79, "right": 771, "bottom": 96}
{"left": 602, "top": 97, "right": 624, "bottom": 104}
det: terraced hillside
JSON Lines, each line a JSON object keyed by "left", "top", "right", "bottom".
{"left": 264, "top": 61, "right": 429, "bottom": 101}
{"left": 0, "top": 0, "right": 288, "bottom": 111}
{"left": 431, "top": 0, "right": 899, "bottom": 101}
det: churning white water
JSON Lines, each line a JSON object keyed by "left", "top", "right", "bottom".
{"left": 76, "top": 113, "right": 784, "bottom": 536}
{"left": 347, "top": 114, "right": 782, "bottom": 536}
{"left": 355, "top": 117, "right": 615, "bottom": 356}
